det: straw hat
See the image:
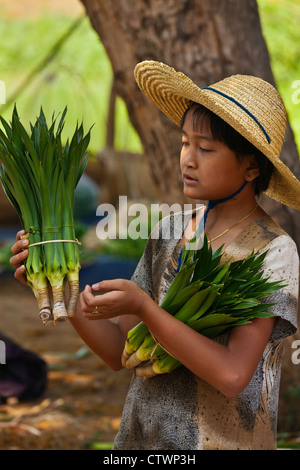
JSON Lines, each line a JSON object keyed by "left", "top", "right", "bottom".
{"left": 134, "top": 60, "right": 300, "bottom": 210}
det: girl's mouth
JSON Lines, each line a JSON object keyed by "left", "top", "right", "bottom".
{"left": 183, "top": 174, "right": 198, "bottom": 185}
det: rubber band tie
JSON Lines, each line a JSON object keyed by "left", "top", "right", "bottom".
{"left": 27, "top": 238, "right": 81, "bottom": 248}
{"left": 149, "top": 330, "right": 177, "bottom": 360}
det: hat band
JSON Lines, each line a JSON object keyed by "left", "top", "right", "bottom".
{"left": 176, "top": 181, "right": 249, "bottom": 273}
{"left": 203, "top": 181, "right": 248, "bottom": 227}
{"left": 201, "top": 86, "right": 271, "bottom": 144}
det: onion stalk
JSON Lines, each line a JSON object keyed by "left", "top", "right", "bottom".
{"left": 122, "top": 233, "right": 285, "bottom": 377}
{"left": 0, "top": 106, "right": 91, "bottom": 324}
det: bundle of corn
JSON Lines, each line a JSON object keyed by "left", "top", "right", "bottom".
{"left": 0, "top": 106, "right": 91, "bottom": 324}
{"left": 122, "top": 233, "right": 285, "bottom": 377}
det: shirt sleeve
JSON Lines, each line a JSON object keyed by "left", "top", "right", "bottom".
{"left": 129, "top": 217, "right": 164, "bottom": 300}
{"left": 130, "top": 236, "right": 154, "bottom": 299}
{"left": 260, "top": 235, "right": 299, "bottom": 340}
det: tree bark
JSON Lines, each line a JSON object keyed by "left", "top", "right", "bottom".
{"left": 80, "top": 0, "right": 300, "bottom": 248}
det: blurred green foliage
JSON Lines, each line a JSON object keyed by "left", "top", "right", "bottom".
{"left": 0, "top": 1, "right": 299, "bottom": 156}
{"left": 258, "top": 0, "right": 300, "bottom": 151}
{"left": 0, "top": 13, "right": 141, "bottom": 154}
{"left": 0, "top": 241, "right": 13, "bottom": 271}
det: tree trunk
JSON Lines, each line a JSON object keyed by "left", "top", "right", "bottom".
{"left": 81, "top": 0, "right": 300, "bottom": 248}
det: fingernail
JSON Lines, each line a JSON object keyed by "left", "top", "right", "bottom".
{"left": 22, "top": 239, "right": 29, "bottom": 246}
{"left": 92, "top": 283, "right": 99, "bottom": 290}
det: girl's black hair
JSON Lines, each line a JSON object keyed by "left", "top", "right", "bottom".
{"left": 180, "top": 103, "right": 274, "bottom": 196}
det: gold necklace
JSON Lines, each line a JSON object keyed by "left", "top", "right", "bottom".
{"left": 207, "top": 203, "right": 258, "bottom": 243}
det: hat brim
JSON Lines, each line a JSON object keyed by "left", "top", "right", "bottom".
{"left": 135, "top": 61, "right": 300, "bottom": 211}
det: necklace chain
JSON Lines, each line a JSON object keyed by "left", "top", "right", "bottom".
{"left": 206, "top": 203, "right": 258, "bottom": 243}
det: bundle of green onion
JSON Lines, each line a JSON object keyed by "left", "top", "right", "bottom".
{"left": 122, "top": 232, "right": 285, "bottom": 377}
{"left": 0, "top": 106, "right": 91, "bottom": 324}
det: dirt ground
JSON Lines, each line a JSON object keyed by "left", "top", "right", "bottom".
{"left": 0, "top": 276, "right": 132, "bottom": 450}
{"left": 1, "top": 276, "right": 300, "bottom": 451}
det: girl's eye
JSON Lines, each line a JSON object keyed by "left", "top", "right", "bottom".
{"left": 199, "top": 147, "right": 211, "bottom": 153}
{"left": 181, "top": 141, "right": 189, "bottom": 147}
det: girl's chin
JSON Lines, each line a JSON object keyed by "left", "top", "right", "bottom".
{"left": 183, "top": 187, "right": 207, "bottom": 201}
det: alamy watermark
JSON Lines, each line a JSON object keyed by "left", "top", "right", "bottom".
{"left": 0, "top": 340, "right": 6, "bottom": 364}
{"left": 95, "top": 196, "right": 204, "bottom": 250}
{"left": 291, "top": 80, "right": 300, "bottom": 104}
{"left": 0, "top": 80, "right": 6, "bottom": 104}
{"left": 291, "top": 340, "right": 300, "bottom": 365}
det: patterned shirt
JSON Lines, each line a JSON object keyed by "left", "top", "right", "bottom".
{"left": 114, "top": 211, "right": 299, "bottom": 450}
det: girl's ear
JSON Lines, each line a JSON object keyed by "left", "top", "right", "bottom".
{"left": 244, "top": 155, "right": 260, "bottom": 182}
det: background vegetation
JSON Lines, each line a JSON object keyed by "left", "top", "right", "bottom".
{"left": 0, "top": 0, "right": 299, "bottom": 156}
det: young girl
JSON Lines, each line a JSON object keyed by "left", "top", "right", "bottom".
{"left": 11, "top": 61, "right": 300, "bottom": 450}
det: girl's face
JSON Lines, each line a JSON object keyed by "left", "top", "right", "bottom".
{"left": 180, "top": 109, "right": 252, "bottom": 201}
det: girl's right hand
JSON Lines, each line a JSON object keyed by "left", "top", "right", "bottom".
{"left": 10, "top": 229, "right": 29, "bottom": 286}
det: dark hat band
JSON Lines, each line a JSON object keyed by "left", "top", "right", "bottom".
{"left": 201, "top": 86, "right": 271, "bottom": 144}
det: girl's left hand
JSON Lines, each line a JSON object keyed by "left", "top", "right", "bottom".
{"left": 80, "top": 279, "right": 150, "bottom": 320}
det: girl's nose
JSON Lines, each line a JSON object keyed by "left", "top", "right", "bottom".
{"left": 182, "top": 145, "right": 197, "bottom": 168}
